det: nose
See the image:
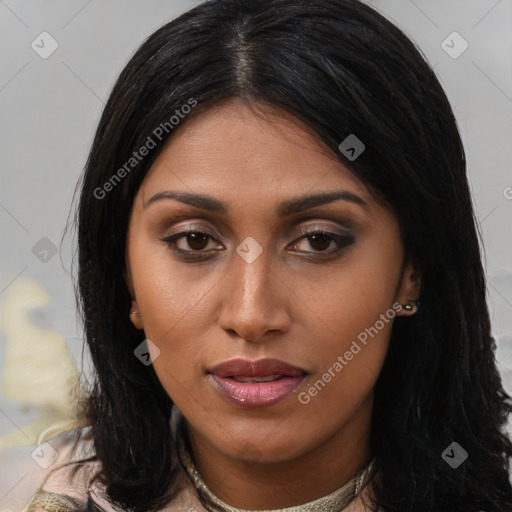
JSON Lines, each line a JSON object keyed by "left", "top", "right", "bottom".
{"left": 218, "top": 244, "right": 291, "bottom": 343}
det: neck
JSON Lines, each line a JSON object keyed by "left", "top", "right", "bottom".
{"left": 181, "top": 396, "right": 374, "bottom": 510}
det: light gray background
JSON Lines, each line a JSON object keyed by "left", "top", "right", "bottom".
{"left": 0, "top": 0, "right": 511, "bottom": 456}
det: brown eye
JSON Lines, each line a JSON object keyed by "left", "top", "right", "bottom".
{"left": 289, "top": 230, "right": 356, "bottom": 255}
{"left": 305, "top": 232, "right": 333, "bottom": 252}
{"left": 183, "top": 232, "right": 210, "bottom": 251}
{"left": 161, "top": 230, "right": 221, "bottom": 254}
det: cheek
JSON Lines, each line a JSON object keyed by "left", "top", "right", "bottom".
{"left": 130, "top": 236, "right": 211, "bottom": 337}
{"left": 292, "top": 243, "right": 400, "bottom": 414}
{"left": 128, "top": 242, "right": 219, "bottom": 397}
{"left": 295, "top": 312, "right": 392, "bottom": 436}
{"left": 293, "top": 249, "right": 400, "bottom": 347}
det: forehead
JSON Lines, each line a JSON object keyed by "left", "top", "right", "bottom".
{"left": 136, "top": 98, "right": 373, "bottom": 213}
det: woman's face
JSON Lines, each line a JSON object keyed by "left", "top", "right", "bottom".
{"left": 125, "top": 98, "right": 420, "bottom": 471}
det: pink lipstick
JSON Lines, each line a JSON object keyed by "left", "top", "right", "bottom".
{"left": 207, "top": 358, "right": 308, "bottom": 408}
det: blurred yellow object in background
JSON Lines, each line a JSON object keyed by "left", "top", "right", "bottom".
{"left": 0, "top": 277, "right": 83, "bottom": 450}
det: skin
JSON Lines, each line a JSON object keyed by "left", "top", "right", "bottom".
{"left": 125, "top": 97, "right": 421, "bottom": 509}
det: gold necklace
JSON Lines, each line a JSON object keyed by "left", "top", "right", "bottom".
{"left": 175, "top": 417, "right": 377, "bottom": 512}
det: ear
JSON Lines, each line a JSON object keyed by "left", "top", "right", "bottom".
{"left": 395, "top": 257, "right": 422, "bottom": 317}
{"left": 124, "top": 266, "right": 144, "bottom": 330}
{"left": 129, "top": 299, "right": 144, "bottom": 330}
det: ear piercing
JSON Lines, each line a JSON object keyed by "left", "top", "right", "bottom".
{"left": 401, "top": 300, "right": 420, "bottom": 314}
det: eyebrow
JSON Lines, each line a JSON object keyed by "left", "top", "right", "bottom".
{"left": 143, "top": 190, "right": 369, "bottom": 216}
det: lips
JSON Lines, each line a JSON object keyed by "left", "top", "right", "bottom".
{"left": 208, "top": 358, "right": 307, "bottom": 379}
{"left": 207, "top": 358, "right": 308, "bottom": 408}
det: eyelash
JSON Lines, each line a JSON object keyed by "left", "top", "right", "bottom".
{"left": 160, "top": 228, "right": 356, "bottom": 261}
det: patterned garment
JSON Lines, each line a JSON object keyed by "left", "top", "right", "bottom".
{"left": 23, "top": 489, "right": 105, "bottom": 512}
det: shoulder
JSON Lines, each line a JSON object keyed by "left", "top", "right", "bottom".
{"left": 6, "top": 426, "right": 207, "bottom": 512}
{"left": 0, "top": 426, "right": 101, "bottom": 512}
{"left": 36, "top": 426, "right": 99, "bottom": 500}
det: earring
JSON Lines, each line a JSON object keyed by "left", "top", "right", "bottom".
{"left": 401, "top": 300, "right": 420, "bottom": 314}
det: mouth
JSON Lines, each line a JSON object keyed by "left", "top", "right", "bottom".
{"left": 207, "top": 357, "right": 307, "bottom": 378}
{"left": 207, "top": 358, "right": 308, "bottom": 408}
{"left": 229, "top": 375, "right": 286, "bottom": 383}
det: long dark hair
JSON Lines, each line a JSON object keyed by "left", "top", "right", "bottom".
{"left": 58, "top": 0, "right": 512, "bottom": 510}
